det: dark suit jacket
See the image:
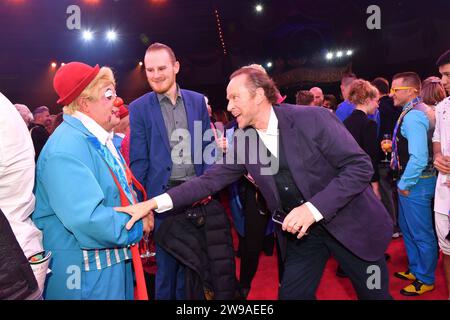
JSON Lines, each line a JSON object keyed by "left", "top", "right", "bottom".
{"left": 0, "top": 209, "right": 39, "bottom": 299}
{"left": 377, "top": 95, "right": 401, "bottom": 161}
{"left": 344, "top": 109, "right": 380, "bottom": 182}
{"left": 167, "top": 105, "right": 392, "bottom": 262}
{"left": 29, "top": 123, "right": 49, "bottom": 162}
{"left": 129, "top": 89, "right": 212, "bottom": 200}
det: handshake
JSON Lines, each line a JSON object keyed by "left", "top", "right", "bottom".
{"left": 115, "top": 198, "right": 158, "bottom": 231}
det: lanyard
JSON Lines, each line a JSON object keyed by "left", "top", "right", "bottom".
{"left": 391, "top": 97, "right": 421, "bottom": 170}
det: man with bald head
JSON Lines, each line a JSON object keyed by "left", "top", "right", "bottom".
{"left": 309, "top": 87, "right": 324, "bottom": 107}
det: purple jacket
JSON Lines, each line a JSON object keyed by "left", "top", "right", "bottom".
{"left": 168, "top": 105, "right": 392, "bottom": 262}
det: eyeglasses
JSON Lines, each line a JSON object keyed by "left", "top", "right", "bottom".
{"left": 390, "top": 86, "right": 418, "bottom": 95}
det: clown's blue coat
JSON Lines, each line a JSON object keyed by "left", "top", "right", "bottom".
{"left": 33, "top": 115, "right": 142, "bottom": 300}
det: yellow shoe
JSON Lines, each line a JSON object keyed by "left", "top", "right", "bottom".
{"left": 400, "top": 280, "right": 434, "bottom": 296}
{"left": 394, "top": 270, "right": 416, "bottom": 281}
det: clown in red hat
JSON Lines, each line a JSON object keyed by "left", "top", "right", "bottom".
{"left": 32, "top": 62, "right": 150, "bottom": 300}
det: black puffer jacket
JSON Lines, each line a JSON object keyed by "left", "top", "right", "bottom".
{"left": 154, "top": 200, "right": 237, "bottom": 300}
{"left": 0, "top": 209, "right": 39, "bottom": 299}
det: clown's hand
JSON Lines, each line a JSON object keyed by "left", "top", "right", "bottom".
{"left": 114, "top": 199, "right": 157, "bottom": 230}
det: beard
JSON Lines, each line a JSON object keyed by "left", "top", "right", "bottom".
{"left": 149, "top": 79, "right": 175, "bottom": 94}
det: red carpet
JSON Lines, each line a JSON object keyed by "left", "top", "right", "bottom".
{"left": 237, "top": 235, "right": 448, "bottom": 300}
{"left": 144, "top": 194, "right": 448, "bottom": 300}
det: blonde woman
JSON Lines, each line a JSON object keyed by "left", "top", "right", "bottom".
{"left": 343, "top": 79, "right": 381, "bottom": 199}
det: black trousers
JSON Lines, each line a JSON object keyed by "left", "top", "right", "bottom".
{"left": 238, "top": 179, "right": 272, "bottom": 289}
{"left": 279, "top": 224, "right": 392, "bottom": 300}
{"left": 378, "top": 165, "right": 399, "bottom": 232}
{"left": 239, "top": 178, "right": 278, "bottom": 289}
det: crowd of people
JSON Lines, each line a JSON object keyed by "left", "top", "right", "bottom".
{"left": 0, "top": 43, "right": 449, "bottom": 300}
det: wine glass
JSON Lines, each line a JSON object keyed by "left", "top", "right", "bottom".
{"left": 381, "top": 134, "right": 392, "bottom": 163}
{"left": 140, "top": 232, "right": 156, "bottom": 259}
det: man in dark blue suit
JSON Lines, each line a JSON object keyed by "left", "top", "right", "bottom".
{"left": 129, "top": 43, "right": 212, "bottom": 300}
{"left": 121, "top": 66, "right": 393, "bottom": 299}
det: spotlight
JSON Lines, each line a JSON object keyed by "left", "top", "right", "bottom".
{"left": 61, "top": 63, "right": 65, "bottom": 67}
{"left": 255, "top": 4, "right": 263, "bottom": 12}
{"left": 336, "top": 51, "right": 343, "bottom": 58}
{"left": 326, "top": 52, "right": 333, "bottom": 60}
{"left": 51, "top": 62, "right": 57, "bottom": 68}
{"left": 266, "top": 61, "right": 273, "bottom": 68}
{"left": 346, "top": 50, "right": 353, "bottom": 56}
{"left": 139, "top": 61, "right": 143, "bottom": 67}
{"left": 106, "top": 30, "right": 117, "bottom": 41}
{"left": 82, "top": 30, "right": 94, "bottom": 41}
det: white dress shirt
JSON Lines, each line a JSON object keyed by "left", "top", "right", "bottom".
{"left": 0, "top": 92, "right": 43, "bottom": 258}
{"left": 115, "top": 132, "right": 126, "bottom": 139}
{"left": 72, "top": 111, "right": 126, "bottom": 176}
{"left": 154, "top": 107, "right": 324, "bottom": 222}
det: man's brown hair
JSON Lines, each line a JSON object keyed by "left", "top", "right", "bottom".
{"left": 295, "top": 90, "right": 314, "bottom": 105}
{"left": 146, "top": 42, "right": 177, "bottom": 63}
{"left": 230, "top": 67, "right": 279, "bottom": 105}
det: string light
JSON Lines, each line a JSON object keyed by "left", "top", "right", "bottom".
{"left": 325, "top": 49, "right": 354, "bottom": 61}
{"left": 106, "top": 30, "right": 117, "bottom": 41}
{"left": 214, "top": 9, "right": 227, "bottom": 56}
{"left": 82, "top": 30, "right": 94, "bottom": 41}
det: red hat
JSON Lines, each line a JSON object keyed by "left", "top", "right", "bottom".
{"left": 118, "top": 104, "right": 129, "bottom": 119}
{"left": 53, "top": 62, "right": 100, "bottom": 106}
